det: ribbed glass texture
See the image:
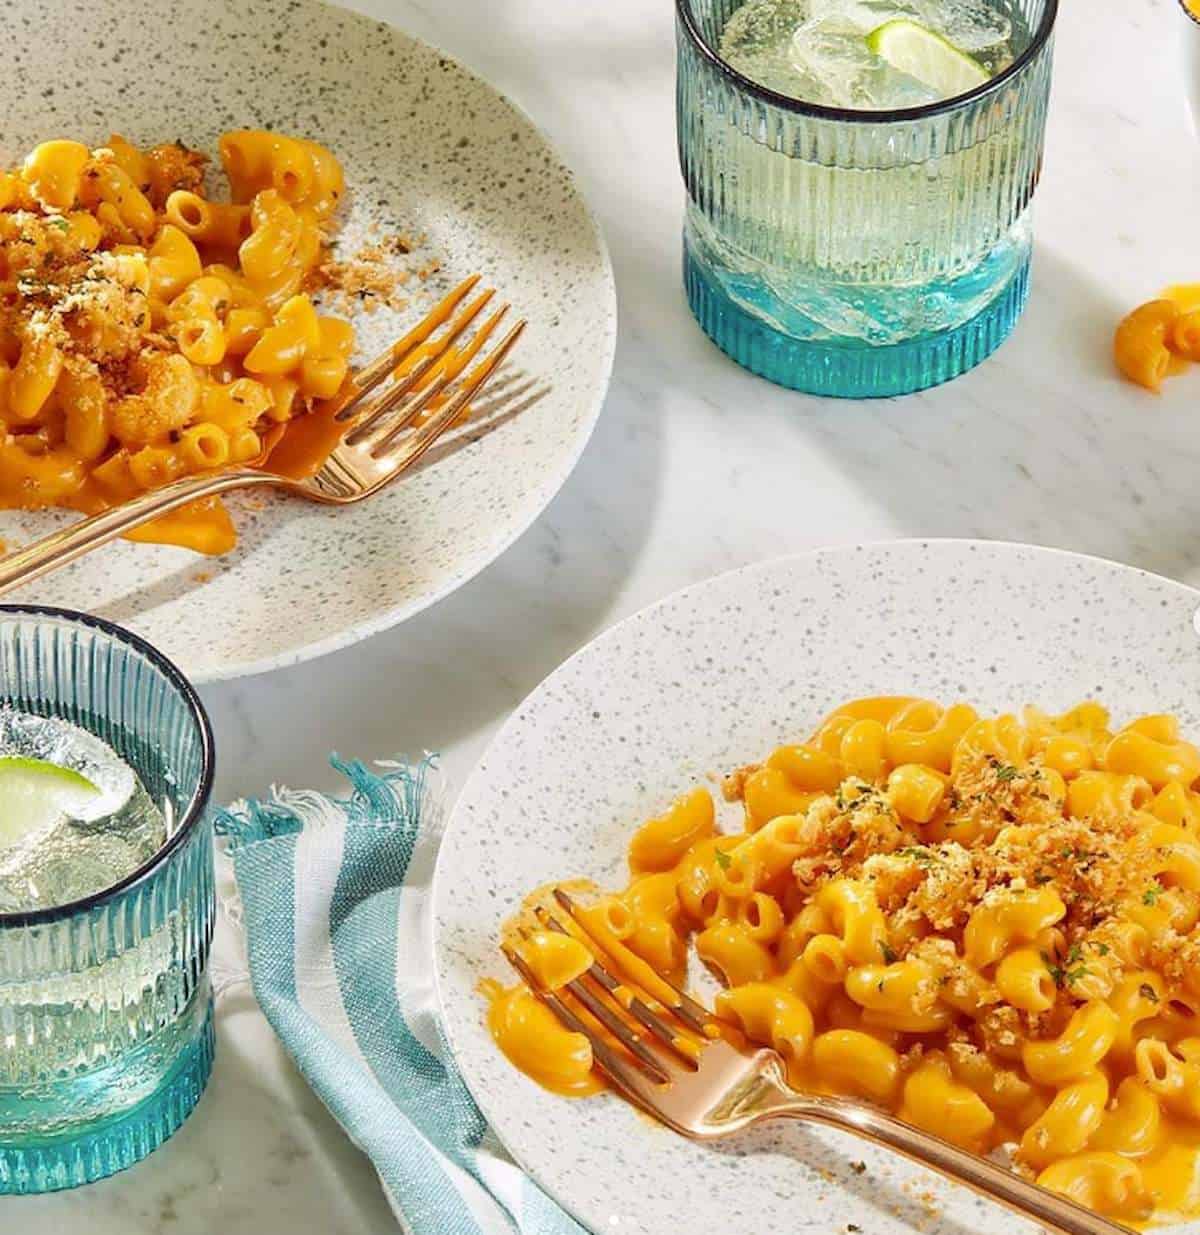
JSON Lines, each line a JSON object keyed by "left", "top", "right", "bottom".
{"left": 677, "top": 0, "right": 1057, "bottom": 396}
{"left": 0, "top": 608, "right": 215, "bottom": 1195}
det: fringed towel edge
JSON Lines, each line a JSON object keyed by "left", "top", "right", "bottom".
{"left": 212, "top": 753, "right": 439, "bottom": 852}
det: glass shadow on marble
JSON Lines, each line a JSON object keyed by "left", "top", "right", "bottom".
{"left": 0, "top": 607, "right": 215, "bottom": 1195}
{"left": 676, "top": 0, "right": 1059, "bottom": 397}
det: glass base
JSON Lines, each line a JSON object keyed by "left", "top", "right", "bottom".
{"left": 683, "top": 235, "right": 1032, "bottom": 398}
{"left": 0, "top": 989, "right": 214, "bottom": 1195}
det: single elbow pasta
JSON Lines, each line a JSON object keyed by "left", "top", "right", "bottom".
{"left": 1114, "top": 300, "right": 1178, "bottom": 392}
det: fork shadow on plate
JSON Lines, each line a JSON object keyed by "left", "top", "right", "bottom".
{"left": 705, "top": 1120, "right": 990, "bottom": 1235}
{"left": 407, "top": 368, "right": 552, "bottom": 475}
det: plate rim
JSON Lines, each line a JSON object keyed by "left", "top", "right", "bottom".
{"left": 431, "top": 537, "right": 1200, "bottom": 1232}
{"left": 199, "top": 64, "right": 617, "bottom": 682}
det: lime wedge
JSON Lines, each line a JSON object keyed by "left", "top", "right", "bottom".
{"left": 866, "top": 19, "right": 989, "bottom": 99}
{"left": 0, "top": 756, "right": 101, "bottom": 848}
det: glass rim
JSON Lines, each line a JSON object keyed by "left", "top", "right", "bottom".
{"left": 1183, "top": 0, "right": 1200, "bottom": 27}
{"left": 0, "top": 604, "right": 215, "bottom": 929}
{"left": 675, "top": 0, "right": 1060, "bottom": 124}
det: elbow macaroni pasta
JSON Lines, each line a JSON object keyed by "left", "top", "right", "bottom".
{"left": 488, "top": 697, "right": 1200, "bottom": 1224}
{"left": 0, "top": 131, "right": 351, "bottom": 553}
{"left": 1115, "top": 284, "right": 1200, "bottom": 394}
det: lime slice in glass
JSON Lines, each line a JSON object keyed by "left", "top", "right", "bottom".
{"left": 866, "top": 19, "right": 990, "bottom": 99}
{"left": 0, "top": 756, "right": 101, "bottom": 849}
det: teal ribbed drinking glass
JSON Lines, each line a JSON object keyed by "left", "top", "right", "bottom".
{"left": 0, "top": 607, "right": 215, "bottom": 1194}
{"left": 678, "top": 0, "right": 1058, "bottom": 397}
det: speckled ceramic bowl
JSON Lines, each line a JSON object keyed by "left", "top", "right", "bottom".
{"left": 434, "top": 541, "right": 1200, "bottom": 1235}
{"left": 0, "top": 0, "right": 615, "bottom": 682}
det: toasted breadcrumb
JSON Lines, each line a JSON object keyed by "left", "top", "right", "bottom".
{"left": 314, "top": 230, "right": 437, "bottom": 315}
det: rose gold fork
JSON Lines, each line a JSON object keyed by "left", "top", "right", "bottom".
{"left": 0, "top": 275, "right": 524, "bottom": 594}
{"left": 504, "top": 889, "right": 1134, "bottom": 1235}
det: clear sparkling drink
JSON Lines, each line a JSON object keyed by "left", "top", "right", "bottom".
{"left": 0, "top": 710, "right": 170, "bottom": 913}
{"left": 677, "top": 0, "right": 1058, "bottom": 396}
{"left": 0, "top": 611, "right": 214, "bottom": 1195}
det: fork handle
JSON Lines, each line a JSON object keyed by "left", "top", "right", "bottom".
{"left": 768, "top": 1091, "right": 1131, "bottom": 1235}
{"left": 0, "top": 468, "right": 277, "bottom": 596}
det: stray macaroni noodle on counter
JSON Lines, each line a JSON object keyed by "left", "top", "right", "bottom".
{"left": 486, "top": 697, "right": 1200, "bottom": 1224}
{"left": 0, "top": 131, "right": 351, "bottom": 552}
{"left": 1115, "top": 284, "right": 1200, "bottom": 393}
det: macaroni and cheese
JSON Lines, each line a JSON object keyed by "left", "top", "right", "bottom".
{"left": 487, "top": 697, "right": 1200, "bottom": 1223}
{"left": 0, "top": 131, "right": 351, "bottom": 552}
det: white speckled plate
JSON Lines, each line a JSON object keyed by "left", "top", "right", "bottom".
{"left": 434, "top": 541, "right": 1200, "bottom": 1235}
{"left": 0, "top": 0, "right": 615, "bottom": 682}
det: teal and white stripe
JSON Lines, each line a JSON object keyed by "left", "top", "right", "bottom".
{"left": 215, "top": 758, "right": 586, "bottom": 1235}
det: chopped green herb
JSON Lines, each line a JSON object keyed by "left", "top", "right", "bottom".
{"left": 900, "top": 846, "right": 933, "bottom": 866}
{"left": 1143, "top": 884, "right": 1161, "bottom": 906}
{"left": 880, "top": 943, "right": 897, "bottom": 964}
{"left": 1066, "top": 943, "right": 1083, "bottom": 966}
{"left": 1097, "top": 942, "right": 1110, "bottom": 956}
{"left": 994, "top": 764, "right": 1019, "bottom": 783}
{"left": 1065, "top": 965, "right": 1090, "bottom": 985}
{"left": 713, "top": 849, "right": 731, "bottom": 871}
{"left": 48, "top": 216, "right": 70, "bottom": 233}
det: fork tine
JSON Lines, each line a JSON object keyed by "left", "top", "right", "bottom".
{"left": 359, "top": 275, "right": 481, "bottom": 388}
{"left": 420, "top": 301, "right": 510, "bottom": 389}
{"left": 336, "top": 285, "right": 496, "bottom": 427}
{"left": 326, "top": 274, "right": 481, "bottom": 421}
{"left": 534, "top": 910, "right": 700, "bottom": 1067}
{"left": 394, "top": 288, "right": 497, "bottom": 381}
{"left": 343, "top": 370, "right": 446, "bottom": 447}
{"left": 347, "top": 302, "right": 509, "bottom": 447}
{"left": 514, "top": 929, "right": 674, "bottom": 1081}
{"left": 373, "top": 319, "right": 526, "bottom": 463}
{"left": 552, "top": 887, "right": 720, "bottom": 1036}
{"left": 502, "top": 946, "right": 668, "bottom": 1099}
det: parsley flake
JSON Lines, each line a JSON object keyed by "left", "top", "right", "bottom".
{"left": 713, "top": 849, "right": 732, "bottom": 871}
{"left": 1143, "top": 884, "right": 1161, "bottom": 906}
{"left": 994, "top": 763, "right": 1019, "bottom": 783}
{"left": 880, "top": 942, "right": 897, "bottom": 964}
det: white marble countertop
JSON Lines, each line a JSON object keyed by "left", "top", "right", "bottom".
{"left": 18, "top": 0, "right": 1200, "bottom": 1230}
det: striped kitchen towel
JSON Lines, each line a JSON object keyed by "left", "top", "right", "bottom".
{"left": 213, "top": 756, "right": 585, "bottom": 1235}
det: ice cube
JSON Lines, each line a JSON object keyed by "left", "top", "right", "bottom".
{"left": 791, "top": 17, "right": 938, "bottom": 109}
{"left": 790, "top": 24, "right": 879, "bottom": 107}
{"left": 0, "top": 709, "right": 167, "bottom": 912}
{"left": 916, "top": 0, "right": 1011, "bottom": 52}
{"left": 808, "top": 0, "right": 923, "bottom": 34}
